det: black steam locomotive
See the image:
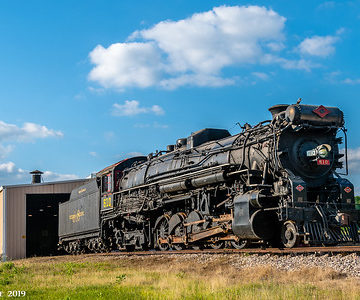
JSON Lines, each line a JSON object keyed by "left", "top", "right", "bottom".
{"left": 58, "top": 102, "right": 360, "bottom": 253}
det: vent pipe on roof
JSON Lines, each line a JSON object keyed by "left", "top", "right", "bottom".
{"left": 30, "top": 170, "right": 43, "bottom": 184}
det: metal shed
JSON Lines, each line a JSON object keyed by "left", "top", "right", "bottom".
{"left": 0, "top": 178, "right": 89, "bottom": 260}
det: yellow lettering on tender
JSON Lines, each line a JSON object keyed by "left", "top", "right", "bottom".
{"left": 69, "top": 210, "right": 85, "bottom": 223}
{"left": 78, "top": 188, "right": 86, "bottom": 194}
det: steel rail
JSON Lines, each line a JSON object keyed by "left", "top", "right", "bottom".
{"left": 87, "top": 246, "right": 360, "bottom": 257}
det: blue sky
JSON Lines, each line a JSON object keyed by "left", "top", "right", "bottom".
{"left": 1, "top": 0, "right": 360, "bottom": 190}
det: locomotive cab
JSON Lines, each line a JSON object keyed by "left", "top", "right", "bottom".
{"left": 97, "top": 156, "right": 147, "bottom": 210}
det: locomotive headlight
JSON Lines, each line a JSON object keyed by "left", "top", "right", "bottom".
{"left": 317, "top": 145, "right": 331, "bottom": 158}
{"left": 318, "top": 147, "right": 328, "bottom": 158}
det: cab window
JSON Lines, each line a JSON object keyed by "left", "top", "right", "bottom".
{"left": 114, "top": 170, "right": 122, "bottom": 192}
{"left": 102, "top": 173, "right": 112, "bottom": 193}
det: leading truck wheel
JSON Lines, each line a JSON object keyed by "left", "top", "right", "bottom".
{"left": 281, "top": 221, "right": 299, "bottom": 248}
{"left": 155, "top": 215, "right": 170, "bottom": 251}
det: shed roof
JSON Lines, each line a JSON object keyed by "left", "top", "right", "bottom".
{"left": 0, "top": 178, "right": 90, "bottom": 191}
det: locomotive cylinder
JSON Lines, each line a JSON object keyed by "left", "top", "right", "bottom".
{"left": 232, "top": 192, "right": 277, "bottom": 240}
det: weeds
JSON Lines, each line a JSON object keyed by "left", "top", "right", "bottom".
{"left": 176, "top": 271, "right": 186, "bottom": 279}
{"left": 116, "top": 273, "right": 127, "bottom": 283}
{"left": 1, "top": 255, "right": 360, "bottom": 299}
{"left": 0, "top": 262, "right": 23, "bottom": 286}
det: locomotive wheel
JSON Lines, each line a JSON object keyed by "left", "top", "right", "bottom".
{"left": 155, "top": 215, "right": 170, "bottom": 251}
{"left": 170, "top": 212, "right": 187, "bottom": 251}
{"left": 208, "top": 241, "right": 225, "bottom": 249}
{"left": 63, "top": 244, "right": 70, "bottom": 253}
{"left": 113, "top": 228, "right": 124, "bottom": 250}
{"left": 172, "top": 224, "right": 185, "bottom": 250}
{"left": 230, "top": 239, "right": 248, "bottom": 249}
{"left": 185, "top": 211, "right": 204, "bottom": 250}
{"left": 281, "top": 221, "right": 299, "bottom": 248}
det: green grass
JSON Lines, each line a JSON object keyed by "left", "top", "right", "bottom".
{"left": 0, "top": 255, "right": 359, "bottom": 299}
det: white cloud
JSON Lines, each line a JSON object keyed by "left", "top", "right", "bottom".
{"left": 0, "top": 144, "right": 14, "bottom": 159}
{"left": 280, "top": 58, "right": 315, "bottom": 71}
{"left": 266, "top": 42, "right": 285, "bottom": 51}
{"left": 134, "top": 122, "right": 169, "bottom": 129}
{"left": 136, "top": 6, "right": 285, "bottom": 74}
{"left": 324, "top": 72, "right": 360, "bottom": 85}
{"left": 0, "top": 161, "right": 80, "bottom": 185}
{"left": 252, "top": 72, "right": 269, "bottom": 80}
{"left": 89, "top": 42, "right": 163, "bottom": 89}
{"left": 104, "top": 131, "right": 115, "bottom": 142}
{"left": 151, "top": 105, "right": 165, "bottom": 115}
{"left": 112, "top": 100, "right": 165, "bottom": 116}
{"left": 0, "top": 162, "right": 27, "bottom": 184}
{"left": 298, "top": 35, "right": 339, "bottom": 57}
{"left": 0, "top": 162, "right": 16, "bottom": 173}
{"left": 339, "top": 147, "right": 360, "bottom": 174}
{"left": 317, "top": 1, "right": 336, "bottom": 10}
{"left": 42, "top": 171, "right": 79, "bottom": 182}
{"left": 0, "top": 122, "right": 75, "bottom": 185}
{"left": 87, "top": 86, "right": 105, "bottom": 94}
{"left": 0, "top": 120, "right": 63, "bottom": 142}
{"left": 342, "top": 78, "right": 360, "bottom": 85}
{"left": 0, "top": 120, "right": 63, "bottom": 163}
{"left": 89, "top": 151, "right": 97, "bottom": 157}
{"left": 89, "top": 5, "right": 287, "bottom": 89}
{"left": 126, "top": 152, "right": 144, "bottom": 157}
{"left": 159, "top": 74, "right": 236, "bottom": 89}
{"left": 261, "top": 54, "right": 315, "bottom": 71}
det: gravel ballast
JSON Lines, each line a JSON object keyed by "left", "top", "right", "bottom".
{"left": 130, "top": 253, "right": 360, "bottom": 278}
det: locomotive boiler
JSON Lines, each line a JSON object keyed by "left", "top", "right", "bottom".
{"left": 58, "top": 102, "right": 360, "bottom": 253}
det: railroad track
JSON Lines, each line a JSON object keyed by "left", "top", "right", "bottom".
{"left": 93, "top": 246, "right": 360, "bottom": 257}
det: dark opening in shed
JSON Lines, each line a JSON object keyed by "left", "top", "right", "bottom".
{"left": 26, "top": 193, "right": 70, "bottom": 257}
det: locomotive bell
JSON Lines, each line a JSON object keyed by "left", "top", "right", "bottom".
{"left": 268, "top": 104, "right": 289, "bottom": 118}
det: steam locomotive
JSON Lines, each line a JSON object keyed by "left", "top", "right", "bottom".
{"left": 58, "top": 102, "right": 360, "bottom": 253}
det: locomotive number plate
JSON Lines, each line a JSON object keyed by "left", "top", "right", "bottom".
{"left": 317, "top": 159, "right": 330, "bottom": 165}
{"left": 102, "top": 195, "right": 113, "bottom": 209}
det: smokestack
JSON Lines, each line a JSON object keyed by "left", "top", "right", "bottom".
{"left": 30, "top": 170, "right": 43, "bottom": 184}
{"left": 268, "top": 104, "right": 289, "bottom": 119}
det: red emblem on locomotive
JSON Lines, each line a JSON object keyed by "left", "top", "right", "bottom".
{"left": 313, "top": 105, "right": 330, "bottom": 118}
{"left": 344, "top": 187, "right": 352, "bottom": 193}
{"left": 296, "top": 185, "right": 304, "bottom": 192}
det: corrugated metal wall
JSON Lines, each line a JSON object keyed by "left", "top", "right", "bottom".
{"left": 2, "top": 180, "right": 89, "bottom": 260}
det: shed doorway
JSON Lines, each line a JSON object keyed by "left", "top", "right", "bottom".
{"left": 26, "top": 193, "right": 70, "bottom": 257}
